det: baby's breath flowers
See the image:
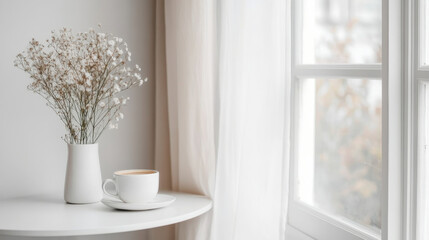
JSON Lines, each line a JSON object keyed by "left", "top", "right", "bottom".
{"left": 14, "top": 26, "right": 148, "bottom": 144}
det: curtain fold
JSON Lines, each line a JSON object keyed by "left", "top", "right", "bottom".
{"left": 150, "top": 0, "right": 174, "bottom": 239}
{"left": 162, "top": 0, "right": 217, "bottom": 239}
{"left": 154, "top": 0, "right": 286, "bottom": 239}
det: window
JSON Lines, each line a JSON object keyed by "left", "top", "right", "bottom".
{"left": 300, "top": 0, "right": 381, "bottom": 64}
{"left": 296, "top": 77, "right": 382, "bottom": 231}
{"left": 420, "top": 0, "right": 429, "bottom": 66}
{"left": 414, "top": 1, "right": 429, "bottom": 240}
{"left": 286, "top": 0, "right": 409, "bottom": 239}
{"left": 417, "top": 83, "right": 429, "bottom": 240}
{"left": 286, "top": 0, "right": 396, "bottom": 239}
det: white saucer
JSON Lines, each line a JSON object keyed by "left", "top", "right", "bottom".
{"left": 101, "top": 194, "right": 176, "bottom": 211}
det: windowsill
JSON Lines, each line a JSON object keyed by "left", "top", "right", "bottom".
{"left": 285, "top": 224, "right": 315, "bottom": 240}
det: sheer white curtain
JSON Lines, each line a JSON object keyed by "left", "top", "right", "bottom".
{"left": 211, "top": 1, "right": 286, "bottom": 239}
{"left": 155, "top": 0, "right": 286, "bottom": 239}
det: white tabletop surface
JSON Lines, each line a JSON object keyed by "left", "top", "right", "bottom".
{"left": 0, "top": 191, "right": 212, "bottom": 237}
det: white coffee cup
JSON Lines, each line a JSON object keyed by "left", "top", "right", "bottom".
{"left": 102, "top": 169, "right": 159, "bottom": 203}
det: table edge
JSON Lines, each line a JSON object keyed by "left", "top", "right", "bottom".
{"left": 0, "top": 193, "right": 213, "bottom": 237}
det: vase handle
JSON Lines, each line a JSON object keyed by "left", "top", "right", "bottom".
{"left": 102, "top": 179, "right": 119, "bottom": 199}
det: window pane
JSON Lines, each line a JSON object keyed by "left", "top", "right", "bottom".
{"left": 417, "top": 84, "right": 429, "bottom": 240}
{"left": 421, "top": 0, "right": 429, "bottom": 65}
{"left": 296, "top": 78, "right": 382, "bottom": 231}
{"left": 300, "top": 0, "right": 382, "bottom": 64}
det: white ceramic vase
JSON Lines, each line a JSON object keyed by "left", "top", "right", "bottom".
{"left": 64, "top": 143, "right": 103, "bottom": 204}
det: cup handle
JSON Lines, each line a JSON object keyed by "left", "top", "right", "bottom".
{"left": 102, "top": 179, "right": 119, "bottom": 199}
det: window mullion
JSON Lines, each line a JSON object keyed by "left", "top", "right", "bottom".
{"left": 294, "top": 65, "right": 382, "bottom": 79}
{"left": 416, "top": 70, "right": 429, "bottom": 79}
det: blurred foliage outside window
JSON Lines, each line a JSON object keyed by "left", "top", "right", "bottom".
{"left": 298, "top": 0, "right": 382, "bottom": 231}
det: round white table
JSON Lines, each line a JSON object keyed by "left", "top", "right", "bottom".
{"left": 0, "top": 191, "right": 212, "bottom": 237}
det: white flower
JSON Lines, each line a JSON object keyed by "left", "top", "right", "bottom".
{"left": 98, "top": 101, "right": 106, "bottom": 107}
{"left": 78, "top": 85, "right": 85, "bottom": 92}
{"left": 134, "top": 73, "right": 141, "bottom": 79}
{"left": 119, "top": 112, "right": 124, "bottom": 119}
{"left": 122, "top": 98, "right": 127, "bottom": 105}
{"left": 112, "top": 61, "right": 117, "bottom": 66}
{"left": 113, "top": 97, "right": 120, "bottom": 105}
{"left": 107, "top": 50, "right": 113, "bottom": 56}
{"left": 127, "top": 56, "right": 131, "bottom": 61}
{"left": 136, "top": 64, "right": 140, "bottom": 69}
{"left": 144, "top": 77, "right": 148, "bottom": 82}
{"left": 113, "top": 83, "right": 121, "bottom": 93}
{"left": 66, "top": 78, "right": 75, "bottom": 85}
{"left": 118, "top": 38, "right": 123, "bottom": 43}
{"left": 108, "top": 40, "right": 115, "bottom": 46}
{"left": 118, "top": 49, "right": 123, "bottom": 55}
{"left": 108, "top": 122, "right": 116, "bottom": 129}
{"left": 114, "top": 76, "right": 119, "bottom": 81}
{"left": 139, "top": 79, "right": 143, "bottom": 86}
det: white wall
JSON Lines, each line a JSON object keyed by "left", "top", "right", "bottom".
{"left": 0, "top": 0, "right": 156, "bottom": 239}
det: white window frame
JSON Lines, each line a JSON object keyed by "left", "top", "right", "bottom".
{"left": 284, "top": 0, "right": 402, "bottom": 240}
{"left": 403, "top": 0, "right": 429, "bottom": 240}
